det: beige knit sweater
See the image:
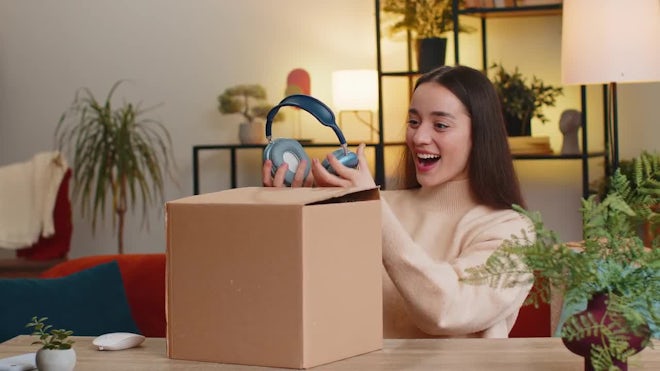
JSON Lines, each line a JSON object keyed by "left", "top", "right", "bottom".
{"left": 380, "top": 179, "right": 533, "bottom": 338}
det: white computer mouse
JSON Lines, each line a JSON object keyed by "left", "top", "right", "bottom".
{"left": 93, "top": 332, "right": 145, "bottom": 351}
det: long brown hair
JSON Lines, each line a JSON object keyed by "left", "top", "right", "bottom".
{"left": 397, "top": 65, "right": 526, "bottom": 210}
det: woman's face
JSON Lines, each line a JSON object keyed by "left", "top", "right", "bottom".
{"left": 406, "top": 82, "right": 472, "bottom": 187}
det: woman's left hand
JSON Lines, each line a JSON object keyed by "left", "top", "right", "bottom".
{"left": 311, "top": 143, "right": 376, "bottom": 188}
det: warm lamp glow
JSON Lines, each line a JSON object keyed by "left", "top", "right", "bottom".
{"left": 561, "top": 0, "right": 660, "bottom": 172}
{"left": 332, "top": 70, "right": 378, "bottom": 111}
{"left": 561, "top": 0, "right": 660, "bottom": 85}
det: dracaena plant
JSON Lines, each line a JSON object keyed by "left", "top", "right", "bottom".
{"left": 26, "top": 317, "right": 74, "bottom": 350}
{"left": 55, "top": 80, "right": 175, "bottom": 254}
{"left": 462, "top": 158, "right": 659, "bottom": 371}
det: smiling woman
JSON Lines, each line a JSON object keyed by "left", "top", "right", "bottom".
{"left": 404, "top": 82, "right": 472, "bottom": 187}
{"left": 263, "top": 65, "right": 534, "bottom": 339}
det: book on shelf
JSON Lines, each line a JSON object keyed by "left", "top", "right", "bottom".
{"left": 508, "top": 136, "right": 553, "bottom": 155}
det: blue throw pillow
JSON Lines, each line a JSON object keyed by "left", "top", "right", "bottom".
{"left": 0, "top": 260, "right": 140, "bottom": 342}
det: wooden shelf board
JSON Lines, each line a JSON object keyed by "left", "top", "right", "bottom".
{"left": 459, "top": 5, "right": 561, "bottom": 18}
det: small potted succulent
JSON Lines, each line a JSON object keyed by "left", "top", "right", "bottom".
{"left": 462, "top": 157, "right": 659, "bottom": 371}
{"left": 217, "top": 84, "right": 283, "bottom": 144}
{"left": 490, "top": 63, "right": 563, "bottom": 136}
{"left": 26, "top": 316, "right": 76, "bottom": 371}
{"left": 382, "top": 0, "right": 475, "bottom": 72}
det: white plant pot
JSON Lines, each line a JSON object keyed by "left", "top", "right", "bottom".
{"left": 238, "top": 119, "right": 266, "bottom": 145}
{"left": 36, "top": 348, "right": 76, "bottom": 371}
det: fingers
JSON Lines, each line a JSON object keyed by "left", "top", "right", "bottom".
{"left": 325, "top": 152, "right": 353, "bottom": 180}
{"left": 265, "top": 145, "right": 371, "bottom": 189}
{"left": 311, "top": 158, "right": 350, "bottom": 187}
{"left": 270, "top": 162, "right": 288, "bottom": 187}
{"left": 262, "top": 160, "right": 274, "bottom": 187}
{"left": 356, "top": 143, "right": 369, "bottom": 170}
{"left": 264, "top": 159, "right": 315, "bottom": 188}
{"left": 290, "top": 159, "right": 308, "bottom": 188}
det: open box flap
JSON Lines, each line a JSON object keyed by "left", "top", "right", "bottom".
{"left": 168, "top": 186, "right": 380, "bottom": 206}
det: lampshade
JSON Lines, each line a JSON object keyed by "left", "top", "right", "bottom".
{"left": 332, "top": 69, "right": 378, "bottom": 111}
{"left": 561, "top": 0, "right": 660, "bottom": 85}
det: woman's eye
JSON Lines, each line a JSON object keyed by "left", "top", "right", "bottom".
{"left": 434, "top": 122, "right": 449, "bottom": 130}
{"left": 407, "top": 119, "right": 420, "bottom": 128}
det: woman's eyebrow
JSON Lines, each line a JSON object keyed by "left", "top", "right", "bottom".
{"left": 408, "top": 108, "right": 456, "bottom": 119}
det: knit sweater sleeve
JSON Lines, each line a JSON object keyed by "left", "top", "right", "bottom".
{"left": 381, "top": 198, "right": 534, "bottom": 336}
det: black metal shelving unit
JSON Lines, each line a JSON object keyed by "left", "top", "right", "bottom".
{"left": 450, "top": 1, "right": 609, "bottom": 199}
{"left": 373, "top": 0, "right": 607, "bottom": 198}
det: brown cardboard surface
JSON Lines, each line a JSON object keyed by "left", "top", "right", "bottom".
{"left": 166, "top": 187, "right": 382, "bottom": 369}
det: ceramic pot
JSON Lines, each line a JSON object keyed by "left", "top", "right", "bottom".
{"left": 503, "top": 112, "right": 531, "bottom": 137}
{"left": 416, "top": 37, "right": 447, "bottom": 74}
{"left": 36, "top": 348, "right": 76, "bottom": 371}
{"left": 238, "top": 119, "right": 266, "bottom": 145}
{"left": 561, "top": 293, "right": 650, "bottom": 371}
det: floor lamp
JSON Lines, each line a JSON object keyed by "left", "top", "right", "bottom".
{"left": 560, "top": 0, "right": 660, "bottom": 172}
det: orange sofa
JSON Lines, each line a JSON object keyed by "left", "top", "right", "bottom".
{"left": 40, "top": 253, "right": 166, "bottom": 338}
{"left": 37, "top": 253, "right": 550, "bottom": 339}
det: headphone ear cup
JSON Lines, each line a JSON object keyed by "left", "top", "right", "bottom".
{"left": 322, "top": 148, "right": 359, "bottom": 175}
{"left": 263, "top": 138, "right": 311, "bottom": 186}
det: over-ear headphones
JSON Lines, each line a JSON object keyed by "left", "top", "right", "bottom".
{"left": 263, "top": 94, "right": 358, "bottom": 186}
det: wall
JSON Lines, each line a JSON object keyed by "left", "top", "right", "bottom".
{"left": 0, "top": 1, "right": 658, "bottom": 257}
{"left": 0, "top": 0, "right": 377, "bottom": 257}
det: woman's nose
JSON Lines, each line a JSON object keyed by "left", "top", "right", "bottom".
{"left": 411, "top": 123, "right": 432, "bottom": 144}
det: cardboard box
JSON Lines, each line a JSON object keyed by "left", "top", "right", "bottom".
{"left": 166, "top": 187, "right": 382, "bottom": 369}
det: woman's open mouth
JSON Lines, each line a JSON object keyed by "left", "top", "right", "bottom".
{"left": 416, "top": 153, "right": 440, "bottom": 171}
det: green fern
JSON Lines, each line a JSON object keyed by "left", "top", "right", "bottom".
{"left": 462, "top": 152, "right": 659, "bottom": 370}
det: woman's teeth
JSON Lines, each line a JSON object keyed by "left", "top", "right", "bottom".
{"left": 417, "top": 153, "right": 440, "bottom": 165}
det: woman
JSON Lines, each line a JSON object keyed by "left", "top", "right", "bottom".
{"left": 263, "top": 65, "right": 533, "bottom": 338}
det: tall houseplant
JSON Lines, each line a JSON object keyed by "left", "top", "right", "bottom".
{"left": 382, "top": 0, "right": 474, "bottom": 73}
{"left": 55, "top": 80, "right": 175, "bottom": 254}
{"left": 490, "top": 63, "right": 563, "bottom": 136}
{"left": 462, "top": 160, "right": 659, "bottom": 370}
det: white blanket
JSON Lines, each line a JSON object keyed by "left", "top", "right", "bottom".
{"left": 0, "top": 151, "right": 69, "bottom": 249}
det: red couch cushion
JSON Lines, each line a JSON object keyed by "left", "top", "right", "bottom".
{"left": 41, "top": 254, "right": 166, "bottom": 337}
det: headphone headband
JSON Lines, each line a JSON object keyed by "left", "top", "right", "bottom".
{"left": 265, "top": 94, "right": 347, "bottom": 145}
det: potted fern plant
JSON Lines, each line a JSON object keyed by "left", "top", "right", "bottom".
{"left": 382, "top": 0, "right": 475, "bottom": 73}
{"left": 462, "top": 158, "right": 659, "bottom": 371}
{"left": 591, "top": 151, "right": 659, "bottom": 247}
{"left": 55, "top": 80, "right": 175, "bottom": 254}
{"left": 26, "top": 316, "right": 76, "bottom": 371}
{"left": 217, "top": 84, "right": 282, "bottom": 144}
{"left": 490, "top": 62, "right": 563, "bottom": 136}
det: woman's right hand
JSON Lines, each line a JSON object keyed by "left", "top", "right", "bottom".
{"left": 262, "top": 159, "right": 314, "bottom": 188}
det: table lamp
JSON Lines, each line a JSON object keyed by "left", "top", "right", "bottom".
{"left": 560, "top": 0, "right": 660, "bottom": 171}
{"left": 332, "top": 69, "right": 379, "bottom": 142}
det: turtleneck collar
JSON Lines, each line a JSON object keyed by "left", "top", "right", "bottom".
{"left": 412, "top": 179, "right": 478, "bottom": 213}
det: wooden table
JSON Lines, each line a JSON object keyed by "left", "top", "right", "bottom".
{"left": 1, "top": 336, "right": 658, "bottom": 370}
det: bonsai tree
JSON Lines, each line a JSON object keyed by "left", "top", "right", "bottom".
{"left": 490, "top": 63, "right": 563, "bottom": 136}
{"left": 55, "top": 80, "right": 175, "bottom": 254}
{"left": 217, "top": 84, "right": 282, "bottom": 124}
{"left": 26, "top": 316, "right": 74, "bottom": 350}
{"left": 462, "top": 158, "right": 659, "bottom": 370}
